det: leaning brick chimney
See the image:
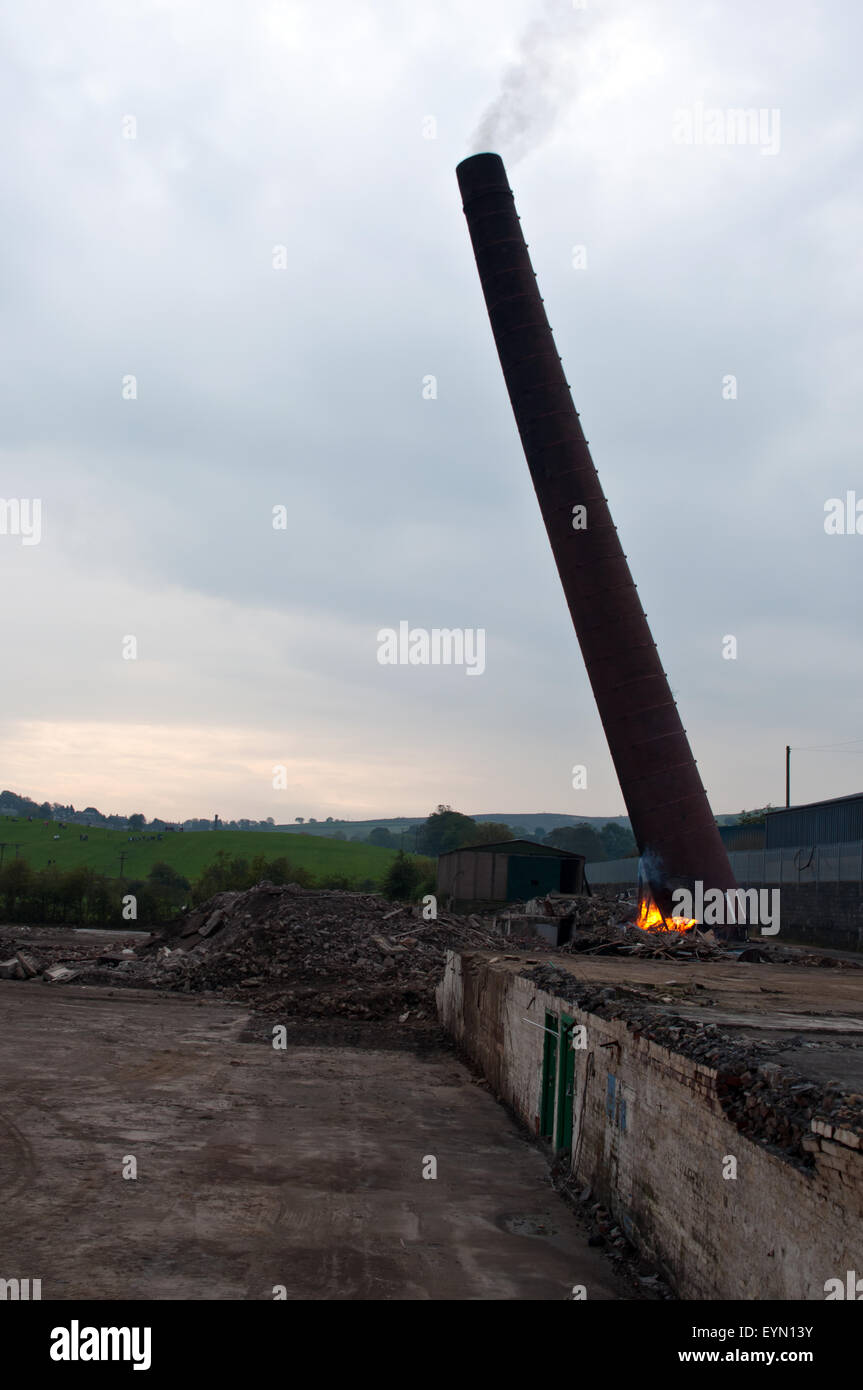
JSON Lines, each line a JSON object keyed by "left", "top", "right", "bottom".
{"left": 457, "top": 152, "right": 737, "bottom": 926}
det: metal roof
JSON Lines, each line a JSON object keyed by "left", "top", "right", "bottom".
{"left": 765, "top": 792, "right": 863, "bottom": 849}
{"left": 438, "top": 838, "right": 586, "bottom": 860}
{"left": 766, "top": 792, "right": 863, "bottom": 815}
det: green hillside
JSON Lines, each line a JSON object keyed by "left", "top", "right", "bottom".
{"left": 0, "top": 820, "right": 412, "bottom": 886}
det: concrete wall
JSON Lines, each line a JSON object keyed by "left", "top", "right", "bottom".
{"left": 767, "top": 882, "right": 863, "bottom": 952}
{"left": 585, "top": 857, "right": 640, "bottom": 887}
{"left": 437, "top": 951, "right": 863, "bottom": 1299}
{"left": 588, "top": 841, "right": 863, "bottom": 888}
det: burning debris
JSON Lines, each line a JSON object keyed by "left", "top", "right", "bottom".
{"left": 495, "top": 889, "right": 724, "bottom": 958}
{"left": 634, "top": 890, "right": 696, "bottom": 935}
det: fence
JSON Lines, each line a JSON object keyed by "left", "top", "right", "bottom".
{"left": 586, "top": 840, "right": 863, "bottom": 888}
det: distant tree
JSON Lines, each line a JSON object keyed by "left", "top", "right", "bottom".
{"left": 128, "top": 813, "right": 146, "bottom": 832}
{"left": 382, "top": 850, "right": 422, "bottom": 901}
{"left": 57, "top": 866, "right": 93, "bottom": 919}
{"left": 122, "top": 879, "right": 161, "bottom": 925}
{"left": 533, "top": 826, "right": 545, "bottom": 839}
{"left": 86, "top": 875, "right": 112, "bottom": 927}
{"left": 250, "top": 854, "right": 289, "bottom": 885}
{"left": 1, "top": 858, "right": 32, "bottom": 915}
{"left": 368, "top": 827, "right": 397, "bottom": 849}
{"left": 737, "top": 805, "right": 773, "bottom": 825}
{"left": 295, "top": 817, "right": 304, "bottom": 824}
{"left": 543, "top": 824, "right": 607, "bottom": 860}
{"left": 416, "top": 805, "right": 478, "bottom": 856}
{"left": 148, "top": 862, "right": 190, "bottom": 893}
{"left": 145, "top": 862, "right": 190, "bottom": 917}
{"left": 468, "top": 821, "right": 514, "bottom": 845}
{"left": 599, "top": 821, "right": 638, "bottom": 859}
{"left": 325, "top": 816, "right": 333, "bottom": 823}
{"left": 318, "top": 873, "right": 356, "bottom": 890}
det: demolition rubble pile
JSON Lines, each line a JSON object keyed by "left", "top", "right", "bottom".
{"left": 500, "top": 891, "right": 732, "bottom": 960}
{"left": 496, "top": 889, "right": 630, "bottom": 935}
{"left": 0, "top": 939, "right": 139, "bottom": 982}
{"left": 505, "top": 890, "right": 863, "bottom": 967}
{"left": 523, "top": 960, "right": 863, "bottom": 1167}
{"left": 118, "top": 881, "right": 532, "bottom": 1021}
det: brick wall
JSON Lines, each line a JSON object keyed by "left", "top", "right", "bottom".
{"left": 437, "top": 951, "right": 863, "bottom": 1299}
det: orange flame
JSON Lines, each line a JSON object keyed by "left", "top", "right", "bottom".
{"left": 636, "top": 894, "right": 696, "bottom": 934}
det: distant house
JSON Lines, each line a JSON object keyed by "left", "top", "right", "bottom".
{"left": 437, "top": 839, "right": 586, "bottom": 913}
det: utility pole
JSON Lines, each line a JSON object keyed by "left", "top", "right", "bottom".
{"left": 785, "top": 745, "right": 791, "bottom": 808}
{"left": 0, "top": 843, "right": 7, "bottom": 867}
{"left": 118, "top": 851, "right": 127, "bottom": 878}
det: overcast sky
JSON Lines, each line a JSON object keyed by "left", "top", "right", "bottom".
{"left": 0, "top": 0, "right": 861, "bottom": 823}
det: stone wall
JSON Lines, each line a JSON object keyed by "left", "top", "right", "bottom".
{"left": 437, "top": 951, "right": 863, "bottom": 1299}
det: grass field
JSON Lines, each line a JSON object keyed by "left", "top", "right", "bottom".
{"left": 0, "top": 819, "right": 420, "bottom": 886}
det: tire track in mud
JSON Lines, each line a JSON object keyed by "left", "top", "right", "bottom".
{"left": 0, "top": 1108, "right": 37, "bottom": 1201}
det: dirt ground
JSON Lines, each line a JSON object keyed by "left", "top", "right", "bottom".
{"left": 0, "top": 981, "right": 627, "bottom": 1301}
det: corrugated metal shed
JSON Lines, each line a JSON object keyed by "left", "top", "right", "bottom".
{"left": 719, "top": 823, "right": 766, "bottom": 851}
{"left": 437, "top": 839, "right": 586, "bottom": 910}
{"left": 765, "top": 793, "right": 863, "bottom": 849}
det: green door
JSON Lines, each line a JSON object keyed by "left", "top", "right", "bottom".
{"left": 539, "top": 1011, "right": 558, "bottom": 1139}
{"left": 555, "top": 1014, "right": 576, "bottom": 1152}
{"left": 506, "top": 855, "right": 560, "bottom": 901}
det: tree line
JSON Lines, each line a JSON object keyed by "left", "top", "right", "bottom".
{"left": 0, "top": 849, "right": 437, "bottom": 930}
{"left": 0, "top": 790, "right": 279, "bottom": 834}
{"left": 401, "top": 805, "right": 638, "bottom": 861}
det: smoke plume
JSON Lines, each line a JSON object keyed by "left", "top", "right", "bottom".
{"left": 470, "top": 0, "right": 587, "bottom": 165}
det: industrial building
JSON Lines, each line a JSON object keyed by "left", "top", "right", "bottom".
{"left": 764, "top": 792, "right": 863, "bottom": 848}
{"left": 437, "top": 839, "right": 585, "bottom": 913}
{"left": 718, "top": 822, "right": 767, "bottom": 851}
{"left": 716, "top": 794, "right": 863, "bottom": 852}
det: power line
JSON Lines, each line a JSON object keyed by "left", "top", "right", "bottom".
{"left": 789, "top": 745, "right": 863, "bottom": 756}
{"left": 790, "top": 735, "right": 863, "bottom": 751}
